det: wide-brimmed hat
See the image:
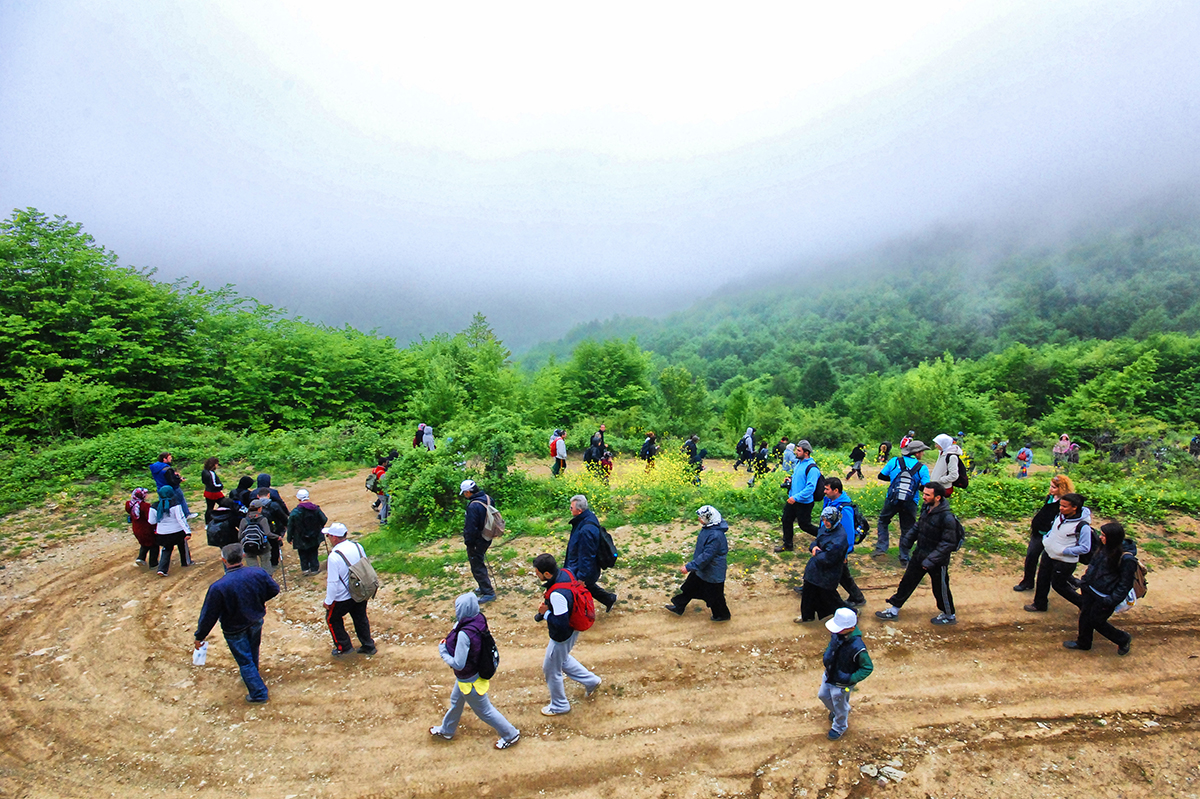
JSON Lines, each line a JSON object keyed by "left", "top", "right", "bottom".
{"left": 901, "top": 440, "right": 929, "bottom": 455}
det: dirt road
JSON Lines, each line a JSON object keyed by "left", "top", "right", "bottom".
{"left": 1, "top": 471, "right": 1198, "bottom": 798}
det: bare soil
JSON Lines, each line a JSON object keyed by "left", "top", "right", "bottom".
{"left": 2, "top": 468, "right": 1199, "bottom": 799}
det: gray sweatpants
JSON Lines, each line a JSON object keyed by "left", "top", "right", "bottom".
{"left": 818, "top": 675, "right": 852, "bottom": 736}
{"left": 543, "top": 631, "right": 600, "bottom": 713}
{"left": 437, "top": 682, "right": 518, "bottom": 740}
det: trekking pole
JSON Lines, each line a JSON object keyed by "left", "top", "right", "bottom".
{"left": 279, "top": 546, "right": 289, "bottom": 591}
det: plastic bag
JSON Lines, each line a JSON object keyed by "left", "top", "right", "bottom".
{"left": 193, "top": 641, "right": 208, "bottom": 666}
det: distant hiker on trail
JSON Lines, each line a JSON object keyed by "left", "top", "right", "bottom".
{"left": 929, "top": 434, "right": 965, "bottom": 497}
{"left": 564, "top": 495, "right": 617, "bottom": 613}
{"left": 150, "top": 452, "right": 195, "bottom": 520}
{"left": 772, "top": 436, "right": 790, "bottom": 462}
{"left": 733, "top": 427, "right": 755, "bottom": 471}
{"left": 1014, "top": 474, "right": 1081, "bottom": 593}
{"left": 428, "top": 593, "right": 521, "bottom": 750}
{"left": 747, "top": 442, "right": 771, "bottom": 487}
{"left": 126, "top": 488, "right": 158, "bottom": 569}
{"left": 1023, "top": 492, "right": 1091, "bottom": 616}
{"left": 776, "top": 440, "right": 820, "bottom": 553}
{"left": 422, "top": 424, "right": 436, "bottom": 451}
{"left": 871, "top": 440, "right": 930, "bottom": 564}
{"left": 846, "top": 444, "right": 866, "bottom": 480}
{"left": 818, "top": 608, "right": 873, "bottom": 741}
{"left": 206, "top": 497, "right": 242, "bottom": 550}
{"left": 368, "top": 458, "right": 388, "bottom": 514}
{"left": 820, "top": 478, "right": 866, "bottom": 609}
{"left": 876, "top": 441, "right": 892, "bottom": 464}
{"left": 1016, "top": 444, "right": 1034, "bottom": 478}
{"left": 324, "top": 522, "right": 377, "bottom": 657}
{"left": 664, "top": 505, "right": 730, "bottom": 622}
{"left": 533, "top": 553, "right": 602, "bottom": 717}
{"left": 413, "top": 423, "right": 426, "bottom": 448}
{"left": 201, "top": 457, "right": 224, "bottom": 524}
{"left": 583, "top": 438, "right": 604, "bottom": 479}
{"left": 239, "top": 497, "right": 282, "bottom": 573}
{"left": 550, "top": 429, "right": 567, "bottom": 477}
{"left": 599, "top": 450, "right": 614, "bottom": 485}
{"left": 1065, "top": 522, "right": 1136, "bottom": 656}
{"left": 1190, "top": 434, "right": 1200, "bottom": 459}
{"left": 232, "top": 475, "right": 255, "bottom": 510}
{"left": 590, "top": 425, "right": 607, "bottom": 450}
{"left": 1053, "top": 435, "right": 1072, "bottom": 468}
{"left": 253, "top": 486, "right": 288, "bottom": 568}
{"left": 194, "top": 543, "right": 279, "bottom": 704}
{"left": 899, "top": 431, "right": 915, "bottom": 450}
{"left": 683, "top": 434, "right": 704, "bottom": 485}
{"left": 796, "top": 505, "right": 849, "bottom": 623}
{"left": 874, "top": 484, "right": 960, "bottom": 626}
{"left": 287, "top": 489, "right": 328, "bottom": 576}
{"left": 460, "top": 480, "right": 497, "bottom": 603}
{"left": 149, "top": 485, "right": 192, "bottom": 576}
{"left": 782, "top": 442, "right": 798, "bottom": 474}
{"left": 639, "top": 431, "right": 658, "bottom": 471}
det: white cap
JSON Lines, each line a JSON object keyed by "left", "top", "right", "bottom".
{"left": 296, "top": 489, "right": 310, "bottom": 501}
{"left": 322, "top": 522, "right": 348, "bottom": 538}
{"left": 459, "top": 479, "right": 477, "bottom": 495}
{"left": 825, "top": 607, "right": 858, "bottom": 633}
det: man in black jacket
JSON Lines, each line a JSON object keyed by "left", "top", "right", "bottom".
{"left": 874, "top": 483, "right": 960, "bottom": 625}
{"left": 460, "top": 480, "right": 496, "bottom": 603}
{"left": 563, "top": 495, "right": 617, "bottom": 612}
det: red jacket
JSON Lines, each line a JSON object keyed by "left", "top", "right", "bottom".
{"left": 126, "top": 500, "right": 157, "bottom": 547}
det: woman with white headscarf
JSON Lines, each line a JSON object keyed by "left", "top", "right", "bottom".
{"left": 665, "top": 506, "right": 730, "bottom": 621}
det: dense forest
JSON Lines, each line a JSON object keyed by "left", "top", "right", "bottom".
{"left": 2, "top": 206, "right": 1199, "bottom": 464}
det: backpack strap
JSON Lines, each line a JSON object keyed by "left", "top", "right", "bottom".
{"left": 333, "top": 543, "right": 366, "bottom": 591}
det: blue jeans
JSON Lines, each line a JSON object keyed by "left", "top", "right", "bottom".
{"left": 224, "top": 622, "right": 268, "bottom": 702}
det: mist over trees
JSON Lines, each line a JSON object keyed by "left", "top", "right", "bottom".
{"left": 2, "top": 206, "right": 1199, "bottom": 455}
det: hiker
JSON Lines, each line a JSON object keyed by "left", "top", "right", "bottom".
{"left": 664, "top": 505, "right": 730, "bottom": 622}
{"left": 776, "top": 440, "right": 820, "bottom": 553}
{"left": 428, "top": 593, "right": 521, "bottom": 749}
{"left": 324, "top": 522, "right": 376, "bottom": 656}
{"left": 639, "top": 431, "right": 658, "bottom": 470}
{"left": 818, "top": 608, "right": 873, "bottom": 740}
{"left": 876, "top": 441, "right": 892, "bottom": 464}
{"left": 1065, "top": 522, "right": 1136, "bottom": 656}
{"left": 733, "top": 427, "right": 755, "bottom": 471}
{"left": 1052, "top": 435, "right": 1072, "bottom": 468}
{"left": 846, "top": 444, "right": 866, "bottom": 480}
{"left": 682, "top": 434, "right": 703, "bottom": 485}
{"left": 533, "top": 553, "right": 602, "bottom": 716}
{"left": 1016, "top": 443, "right": 1034, "bottom": 478}
{"left": 1023, "top": 493, "right": 1091, "bottom": 615}
{"left": 149, "top": 485, "right": 192, "bottom": 576}
{"left": 599, "top": 450, "right": 614, "bottom": 484}
{"left": 874, "top": 483, "right": 960, "bottom": 625}
{"left": 413, "top": 422, "right": 426, "bottom": 448}
{"left": 287, "top": 489, "right": 328, "bottom": 575}
{"left": 590, "top": 425, "right": 607, "bottom": 450}
{"left": 747, "top": 442, "right": 771, "bottom": 487}
{"left": 200, "top": 457, "right": 224, "bottom": 524}
{"left": 772, "top": 436, "right": 791, "bottom": 461}
{"left": 1014, "top": 474, "right": 1084, "bottom": 592}
{"left": 460, "top": 480, "right": 496, "bottom": 603}
{"left": 369, "top": 458, "right": 388, "bottom": 514}
{"left": 550, "top": 429, "right": 567, "bottom": 477}
{"left": 871, "top": 440, "right": 930, "bottom": 564}
{"left": 150, "top": 452, "right": 195, "bottom": 520}
{"left": 821, "top": 478, "right": 866, "bottom": 608}
{"left": 564, "top": 495, "right": 617, "bottom": 612}
{"left": 126, "top": 487, "right": 158, "bottom": 568}
{"left": 929, "top": 434, "right": 964, "bottom": 497}
{"left": 194, "top": 543, "right": 280, "bottom": 704}
{"left": 253, "top": 486, "right": 288, "bottom": 568}
{"left": 583, "top": 438, "right": 604, "bottom": 479}
{"left": 239, "top": 498, "right": 282, "bottom": 573}
{"left": 206, "top": 497, "right": 242, "bottom": 549}
{"left": 899, "top": 430, "right": 914, "bottom": 450}
{"left": 231, "top": 475, "right": 255, "bottom": 510}
{"left": 422, "top": 424, "right": 436, "bottom": 451}
{"left": 796, "top": 505, "right": 849, "bottom": 623}
{"left": 782, "top": 442, "right": 798, "bottom": 474}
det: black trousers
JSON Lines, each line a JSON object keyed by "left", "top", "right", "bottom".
{"left": 1077, "top": 590, "right": 1131, "bottom": 649}
{"left": 874, "top": 498, "right": 917, "bottom": 555}
{"left": 887, "top": 558, "right": 954, "bottom": 615}
{"left": 584, "top": 578, "right": 616, "bottom": 610}
{"left": 672, "top": 572, "right": 730, "bottom": 620}
{"left": 800, "top": 583, "right": 844, "bottom": 621}
{"left": 1018, "top": 531, "right": 1046, "bottom": 588}
{"left": 1031, "top": 553, "right": 1080, "bottom": 611}
{"left": 296, "top": 546, "right": 320, "bottom": 573}
{"left": 781, "top": 501, "right": 815, "bottom": 549}
{"left": 840, "top": 562, "right": 864, "bottom": 604}
{"left": 327, "top": 599, "right": 373, "bottom": 652}
{"left": 466, "top": 539, "right": 494, "bottom": 596}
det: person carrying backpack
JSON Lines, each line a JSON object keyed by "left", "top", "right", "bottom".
{"left": 1065, "top": 521, "right": 1136, "bottom": 655}
{"left": 870, "top": 440, "right": 930, "bottom": 564}
{"left": 460, "top": 480, "right": 497, "bottom": 603}
{"left": 564, "top": 495, "right": 617, "bottom": 613}
{"left": 639, "top": 431, "right": 658, "bottom": 471}
{"left": 874, "top": 483, "right": 961, "bottom": 626}
{"left": 428, "top": 592, "right": 521, "bottom": 750}
{"left": 819, "top": 608, "right": 874, "bottom": 740}
{"left": 323, "top": 522, "right": 376, "bottom": 656}
{"left": 149, "top": 485, "right": 192, "bottom": 576}
{"left": 846, "top": 444, "right": 866, "bottom": 480}
{"left": 238, "top": 498, "right": 281, "bottom": 573}
{"left": 776, "top": 440, "right": 821, "bottom": 553}
{"left": 532, "top": 553, "right": 602, "bottom": 716}
{"left": 1016, "top": 444, "right": 1034, "bottom": 479}
{"left": 733, "top": 427, "right": 755, "bottom": 471}
{"left": 1023, "top": 493, "right": 1091, "bottom": 615}
{"left": 287, "top": 489, "right": 328, "bottom": 575}
{"left": 929, "top": 434, "right": 966, "bottom": 497}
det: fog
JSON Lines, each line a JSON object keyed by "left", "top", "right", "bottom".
{"left": 3, "top": 1, "right": 1199, "bottom": 350}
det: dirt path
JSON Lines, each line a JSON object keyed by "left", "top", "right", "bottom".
{"left": 1, "top": 470, "right": 1198, "bottom": 798}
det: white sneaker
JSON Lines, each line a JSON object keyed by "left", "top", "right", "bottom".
{"left": 541, "top": 704, "right": 570, "bottom": 716}
{"left": 874, "top": 606, "right": 899, "bottom": 620}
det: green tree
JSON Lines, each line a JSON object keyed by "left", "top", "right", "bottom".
{"left": 561, "top": 338, "right": 651, "bottom": 419}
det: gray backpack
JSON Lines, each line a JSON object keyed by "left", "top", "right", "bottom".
{"left": 335, "top": 543, "right": 380, "bottom": 602}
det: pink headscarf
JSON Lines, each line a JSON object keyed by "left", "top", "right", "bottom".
{"left": 129, "top": 487, "right": 149, "bottom": 520}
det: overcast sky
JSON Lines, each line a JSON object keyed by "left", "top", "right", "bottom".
{"left": 3, "top": 1, "right": 1199, "bottom": 349}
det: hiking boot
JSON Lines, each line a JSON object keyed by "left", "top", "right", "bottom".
{"left": 827, "top": 729, "right": 845, "bottom": 740}
{"left": 874, "top": 607, "right": 899, "bottom": 620}
{"left": 428, "top": 727, "right": 453, "bottom": 740}
{"left": 774, "top": 545, "right": 793, "bottom": 553}
{"left": 846, "top": 598, "right": 867, "bottom": 609}
{"left": 793, "top": 615, "right": 814, "bottom": 624}
{"left": 1012, "top": 583, "right": 1033, "bottom": 592}
{"left": 541, "top": 704, "right": 570, "bottom": 716}
{"left": 331, "top": 647, "right": 349, "bottom": 657}
{"left": 356, "top": 645, "right": 377, "bottom": 656}
{"left": 477, "top": 594, "right": 496, "bottom": 604}
{"left": 603, "top": 594, "right": 617, "bottom": 613}
{"left": 1063, "top": 641, "right": 1088, "bottom": 651}
{"left": 245, "top": 695, "right": 269, "bottom": 704}
{"left": 711, "top": 615, "right": 731, "bottom": 622}
{"left": 1023, "top": 604, "right": 1046, "bottom": 613}
{"left": 664, "top": 604, "right": 684, "bottom": 616}
{"left": 495, "top": 732, "right": 520, "bottom": 749}
{"left": 1118, "top": 638, "right": 1132, "bottom": 656}
{"left": 931, "top": 613, "right": 957, "bottom": 625}
{"left": 870, "top": 550, "right": 887, "bottom": 558}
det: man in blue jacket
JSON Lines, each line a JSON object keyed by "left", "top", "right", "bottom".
{"left": 871, "top": 440, "right": 930, "bottom": 564}
{"left": 194, "top": 543, "right": 280, "bottom": 703}
{"left": 777, "top": 440, "right": 820, "bottom": 552}
{"left": 822, "top": 478, "right": 866, "bottom": 607}
{"left": 564, "top": 494, "right": 617, "bottom": 612}
{"left": 665, "top": 505, "right": 731, "bottom": 621}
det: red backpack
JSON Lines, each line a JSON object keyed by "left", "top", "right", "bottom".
{"left": 543, "top": 568, "right": 595, "bottom": 632}
{"left": 549, "top": 436, "right": 561, "bottom": 457}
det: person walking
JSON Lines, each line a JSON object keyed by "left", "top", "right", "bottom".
{"left": 733, "top": 427, "right": 755, "bottom": 471}
{"left": 200, "top": 457, "right": 225, "bottom": 524}
{"left": 1014, "top": 474, "right": 1081, "bottom": 592}
{"left": 1016, "top": 443, "right": 1034, "bottom": 478}
{"left": 1052, "top": 435, "right": 1072, "bottom": 469}
{"left": 193, "top": 543, "right": 280, "bottom": 704}
{"left": 150, "top": 452, "right": 195, "bottom": 519}
{"left": 126, "top": 487, "right": 158, "bottom": 568}
{"left": 665, "top": 505, "right": 730, "bottom": 621}
{"left": 821, "top": 478, "right": 866, "bottom": 608}
{"left": 870, "top": 440, "right": 930, "bottom": 564}
{"left": 639, "top": 431, "right": 659, "bottom": 471}
{"left": 818, "top": 608, "right": 874, "bottom": 740}
{"left": 874, "top": 483, "right": 960, "bottom": 625}
{"left": 776, "top": 440, "right": 820, "bottom": 552}
{"left": 533, "top": 553, "right": 601, "bottom": 716}
{"left": 928, "top": 434, "right": 964, "bottom": 497}
{"left": 323, "top": 522, "right": 377, "bottom": 656}
{"left": 564, "top": 495, "right": 617, "bottom": 612}
{"left": 550, "top": 430, "right": 567, "bottom": 477}
{"left": 797, "top": 506, "right": 850, "bottom": 623}
{"left": 149, "top": 485, "right": 192, "bottom": 576}
{"left": 231, "top": 475, "right": 255, "bottom": 510}
{"left": 459, "top": 480, "right": 497, "bottom": 603}
{"left": 428, "top": 593, "right": 521, "bottom": 749}
{"left": 1023, "top": 493, "right": 1091, "bottom": 614}
{"left": 846, "top": 444, "right": 866, "bottom": 480}
{"left": 238, "top": 497, "right": 282, "bottom": 573}
{"left": 1065, "top": 522, "right": 1137, "bottom": 656}
{"left": 781, "top": 442, "right": 798, "bottom": 475}
{"left": 287, "top": 489, "right": 328, "bottom": 575}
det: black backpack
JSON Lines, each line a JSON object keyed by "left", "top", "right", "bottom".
{"left": 597, "top": 526, "right": 619, "bottom": 570}
{"left": 951, "top": 454, "right": 970, "bottom": 489}
{"left": 1075, "top": 522, "right": 1101, "bottom": 566}
{"left": 475, "top": 627, "right": 499, "bottom": 680}
{"left": 803, "top": 462, "right": 826, "bottom": 501}
{"left": 846, "top": 502, "right": 870, "bottom": 545}
{"left": 206, "top": 514, "right": 238, "bottom": 548}
{"left": 950, "top": 514, "right": 967, "bottom": 552}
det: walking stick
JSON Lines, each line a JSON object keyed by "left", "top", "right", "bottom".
{"left": 278, "top": 543, "right": 289, "bottom": 591}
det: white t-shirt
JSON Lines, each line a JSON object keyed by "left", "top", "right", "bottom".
{"left": 325, "top": 540, "right": 365, "bottom": 604}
